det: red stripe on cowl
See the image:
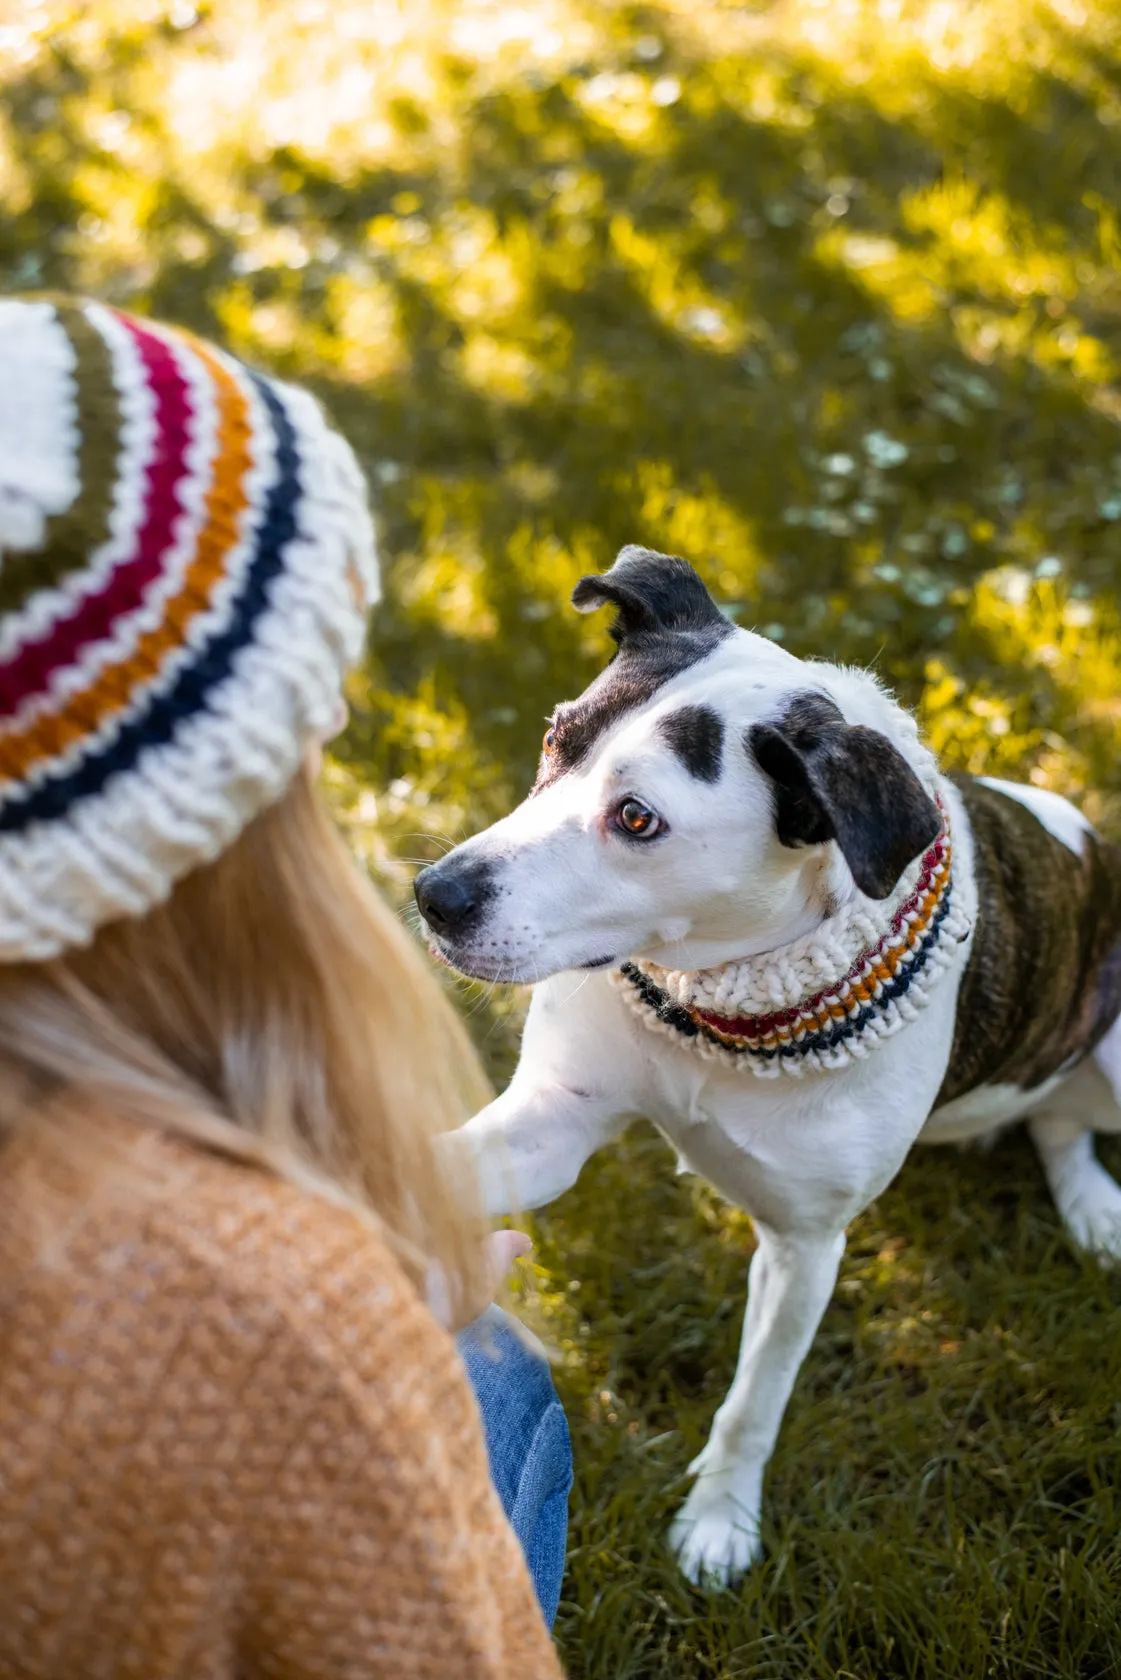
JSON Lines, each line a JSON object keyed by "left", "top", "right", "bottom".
{"left": 690, "top": 832, "right": 947, "bottom": 1039}
{"left": 0, "top": 314, "right": 193, "bottom": 719}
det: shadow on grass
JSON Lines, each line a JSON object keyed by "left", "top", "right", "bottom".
{"left": 532, "top": 1123, "right": 1121, "bottom": 1679}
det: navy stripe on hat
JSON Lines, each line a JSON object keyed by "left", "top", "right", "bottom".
{"left": 0, "top": 375, "right": 300, "bottom": 837}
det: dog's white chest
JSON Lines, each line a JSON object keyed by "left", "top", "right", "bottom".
{"left": 653, "top": 1113, "right": 779, "bottom": 1227}
{"left": 630, "top": 964, "right": 965, "bottom": 1230}
{"left": 654, "top": 1097, "right": 756, "bottom": 1199}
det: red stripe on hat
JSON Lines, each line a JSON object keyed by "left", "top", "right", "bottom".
{"left": 0, "top": 314, "right": 193, "bottom": 720}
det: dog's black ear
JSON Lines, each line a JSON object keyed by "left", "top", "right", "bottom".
{"left": 571, "top": 546, "right": 728, "bottom": 644}
{"left": 747, "top": 692, "right": 941, "bottom": 899}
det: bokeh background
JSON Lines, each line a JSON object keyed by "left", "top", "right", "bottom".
{"left": 4, "top": 1, "right": 1121, "bottom": 1674}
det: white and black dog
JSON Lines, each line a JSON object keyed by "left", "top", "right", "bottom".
{"left": 416, "top": 547, "right": 1121, "bottom": 1586}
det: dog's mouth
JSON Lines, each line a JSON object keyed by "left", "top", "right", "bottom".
{"left": 427, "top": 940, "right": 530, "bottom": 984}
{"left": 428, "top": 939, "right": 617, "bottom": 983}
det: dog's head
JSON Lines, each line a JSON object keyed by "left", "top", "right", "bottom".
{"left": 416, "top": 547, "right": 942, "bottom": 982}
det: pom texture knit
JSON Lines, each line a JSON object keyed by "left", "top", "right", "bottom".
{"left": 0, "top": 295, "right": 378, "bottom": 960}
{"left": 0, "top": 1123, "right": 564, "bottom": 1679}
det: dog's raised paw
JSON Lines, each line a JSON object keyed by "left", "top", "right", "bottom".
{"left": 669, "top": 1489, "right": 763, "bottom": 1588}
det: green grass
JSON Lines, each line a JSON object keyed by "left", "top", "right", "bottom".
{"left": 523, "top": 1122, "right": 1121, "bottom": 1678}
{"left": 5, "top": 1, "right": 1121, "bottom": 1672}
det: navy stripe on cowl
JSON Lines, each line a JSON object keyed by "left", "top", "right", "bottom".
{"left": 618, "top": 883, "right": 954, "bottom": 1065}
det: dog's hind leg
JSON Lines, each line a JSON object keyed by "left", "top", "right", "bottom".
{"left": 1029, "top": 1116, "right": 1121, "bottom": 1259}
{"left": 1030, "top": 1020, "right": 1121, "bottom": 1260}
{"left": 669, "top": 1223, "right": 845, "bottom": 1587}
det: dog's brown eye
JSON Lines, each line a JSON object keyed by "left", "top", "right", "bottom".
{"left": 543, "top": 726, "right": 557, "bottom": 756}
{"left": 617, "top": 799, "right": 662, "bottom": 838}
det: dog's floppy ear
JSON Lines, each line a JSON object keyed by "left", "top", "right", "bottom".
{"left": 571, "top": 546, "right": 728, "bottom": 644}
{"left": 747, "top": 692, "right": 942, "bottom": 900}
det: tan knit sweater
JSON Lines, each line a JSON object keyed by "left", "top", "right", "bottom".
{"left": 0, "top": 1124, "right": 565, "bottom": 1679}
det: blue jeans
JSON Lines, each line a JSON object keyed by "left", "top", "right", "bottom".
{"left": 458, "top": 1306, "right": 572, "bottom": 1627}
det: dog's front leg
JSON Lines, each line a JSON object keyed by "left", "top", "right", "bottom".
{"left": 445, "top": 974, "right": 642, "bottom": 1217}
{"left": 450, "top": 1077, "right": 629, "bottom": 1218}
{"left": 670, "top": 1222, "right": 845, "bottom": 1587}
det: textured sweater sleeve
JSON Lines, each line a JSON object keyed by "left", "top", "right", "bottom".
{"left": 0, "top": 1134, "right": 566, "bottom": 1680}
{"left": 233, "top": 1211, "right": 566, "bottom": 1680}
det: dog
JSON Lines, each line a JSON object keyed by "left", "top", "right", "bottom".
{"left": 416, "top": 546, "right": 1121, "bottom": 1586}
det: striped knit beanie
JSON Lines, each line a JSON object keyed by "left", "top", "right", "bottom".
{"left": 0, "top": 294, "right": 379, "bottom": 961}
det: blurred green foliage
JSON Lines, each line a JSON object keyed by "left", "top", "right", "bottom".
{"left": 4, "top": 1, "right": 1121, "bottom": 1673}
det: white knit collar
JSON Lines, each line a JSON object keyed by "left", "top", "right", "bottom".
{"left": 611, "top": 803, "right": 971, "bottom": 1078}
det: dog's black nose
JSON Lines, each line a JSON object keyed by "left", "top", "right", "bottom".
{"left": 415, "top": 860, "right": 490, "bottom": 938}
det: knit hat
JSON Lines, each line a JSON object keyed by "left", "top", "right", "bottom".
{"left": 0, "top": 294, "right": 379, "bottom": 961}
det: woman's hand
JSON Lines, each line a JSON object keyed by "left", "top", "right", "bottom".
{"left": 427, "top": 1229, "right": 533, "bottom": 1331}
{"left": 484, "top": 1228, "right": 532, "bottom": 1293}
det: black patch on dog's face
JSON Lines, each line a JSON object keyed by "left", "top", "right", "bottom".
{"left": 937, "top": 779, "right": 1121, "bottom": 1105}
{"left": 535, "top": 548, "right": 732, "bottom": 789}
{"left": 659, "top": 704, "right": 725, "bottom": 782}
{"left": 748, "top": 691, "right": 942, "bottom": 899}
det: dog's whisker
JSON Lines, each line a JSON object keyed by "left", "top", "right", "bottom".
{"left": 400, "top": 831, "right": 458, "bottom": 856}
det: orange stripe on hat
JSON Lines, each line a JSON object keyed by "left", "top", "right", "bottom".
{"left": 0, "top": 335, "right": 253, "bottom": 786}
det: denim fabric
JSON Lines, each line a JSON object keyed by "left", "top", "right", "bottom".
{"left": 458, "top": 1305, "right": 572, "bottom": 1628}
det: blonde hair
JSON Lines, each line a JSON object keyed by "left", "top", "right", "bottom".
{"left": 0, "top": 767, "right": 492, "bottom": 1324}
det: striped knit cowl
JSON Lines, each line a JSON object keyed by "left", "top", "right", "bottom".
{"left": 610, "top": 801, "right": 973, "bottom": 1078}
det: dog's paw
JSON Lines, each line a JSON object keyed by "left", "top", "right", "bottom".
{"left": 436, "top": 1128, "right": 517, "bottom": 1218}
{"left": 669, "top": 1484, "right": 763, "bottom": 1588}
{"left": 1061, "top": 1162, "right": 1121, "bottom": 1262}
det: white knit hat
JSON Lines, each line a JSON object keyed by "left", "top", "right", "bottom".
{"left": 0, "top": 294, "right": 379, "bottom": 960}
